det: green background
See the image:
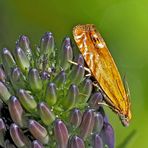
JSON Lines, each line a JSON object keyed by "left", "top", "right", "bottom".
{"left": 0, "top": 0, "right": 147, "bottom": 147}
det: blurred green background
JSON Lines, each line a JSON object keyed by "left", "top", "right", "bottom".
{"left": 0, "top": 0, "right": 147, "bottom": 147}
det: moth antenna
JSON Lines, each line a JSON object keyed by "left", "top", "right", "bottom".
{"left": 123, "top": 75, "right": 131, "bottom": 99}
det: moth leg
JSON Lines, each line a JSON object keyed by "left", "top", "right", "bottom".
{"left": 92, "top": 81, "right": 102, "bottom": 92}
{"left": 97, "top": 102, "right": 110, "bottom": 107}
{"left": 103, "top": 94, "right": 118, "bottom": 112}
{"left": 85, "top": 73, "right": 91, "bottom": 77}
{"left": 92, "top": 81, "right": 99, "bottom": 87}
{"left": 68, "top": 60, "right": 78, "bottom": 66}
{"left": 68, "top": 60, "right": 91, "bottom": 73}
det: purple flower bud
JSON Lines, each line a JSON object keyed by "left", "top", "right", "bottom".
{"left": 11, "top": 67, "right": 21, "bottom": 82}
{"left": 100, "top": 123, "right": 115, "bottom": 148}
{"left": 28, "top": 119, "right": 49, "bottom": 144}
{"left": 10, "top": 123, "right": 31, "bottom": 147}
{"left": 28, "top": 68, "right": 43, "bottom": 92}
{"left": 93, "top": 112, "right": 104, "bottom": 133}
{"left": 4, "top": 140, "right": 16, "bottom": 148}
{"left": 32, "top": 140, "right": 44, "bottom": 148}
{"left": 18, "top": 35, "right": 32, "bottom": 60}
{"left": 68, "top": 136, "right": 85, "bottom": 148}
{"left": 75, "top": 54, "right": 84, "bottom": 66}
{"left": 8, "top": 96, "right": 27, "bottom": 127}
{"left": 45, "top": 82, "right": 57, "bottom": 106}
{"left": 98, "top": 106, "right": 106, "bottom": 118}
{"left": 1, "top": 48, "right": 16, "bottom": 75}
{"left": 40, "top": 32, "right": 54, "bottom": 55}
{"left": 62, "top": 84, "right": 79, "bottom": 110}
{"left": 79, "top": 78, "right": 92, "bottom": 103}
{"left": 11, "top": 67, "right": 25, "bottom": 89}
{"left": 88, "top": 92, "right": 103, "bottom": 109}
{"left": 54, "top": 119, "right": 69, "bottom": 148}
{"left": 0, "top": 81, "right": 11, "bottom": 103}
{"left": 40, "top": 71, "right": 50, "bottom": 80}
{"left": 53, "top": 70, "right": 66, "bottom": 88}
{"left": 0, "top": 118, "right": 6, "bottom": 131}
{"left": 0, "top": 100, "right": 3, "bottom": 116}
{"left": 17, "top": 89, "right": 37, "bottom": 112}
{"left": 79, "top": 109, "right": 95, "bottom": 139}
{"left": 69, "top": 64, "right": 85, "bottom": 85}
{"left": 0, "top": 118, "right": 6, "bottom": 147}
{"left": 59, "top": 37, "right": 73, "bottom": 70}
{"left": 92, "top": 133, "right": 103, "bottom": 148}
{"left": 70, "top": 108, "right": 82, "bottom": 127}
{"left": 62, "top": 37, "right": 71, "bottom": 48}
{"left": 38, "top": 102, "right": 55, "bottom": 125}
{"left": 0, "top": 65, "right": 6, "bottom": 82}
{"left": 14, "top": 46, "right": 30, "bottom": 72}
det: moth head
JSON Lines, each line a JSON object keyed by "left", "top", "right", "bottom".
{"left": 73, "top": 25, "right": 85, "bottom": 39}
{"left": 119, "top": 109, "right": 132, "bottom": 127}
{"left": 73, "top": 24, "right": 95, "bottom": 39}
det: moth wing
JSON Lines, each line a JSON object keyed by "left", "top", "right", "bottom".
{"left": 94, "top": 42, "right": 128, "bottom": 113}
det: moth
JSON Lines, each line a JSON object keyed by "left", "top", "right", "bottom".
{"left": 73, "top": 24, "right": 131, "bottom": 126}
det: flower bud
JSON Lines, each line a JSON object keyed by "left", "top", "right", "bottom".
{"left": 4, "top": 140, "right": 16, "bottom": 148}
{"left": 8, "top": 96, "right": 27, "bottom": 127}
{"left": 62, "top": 37, "right": 71, "bottom": 47}
{"left": 40, "top": 32, "right": 54, "bottom": 55}
{"left": 17, "top": 89, "right": 37, "bottom": 112}
{"left": 18, "top": 35, "right": 32, "bottom": 60}
{"left": 11, "top": 67, "right": 25, "bottom": 89}
{"left": 0, "top": 118, "right": 6, "bottom": 147}
{"left": 88, "top": 92, "right": 103, "bottom": 109}
{"left": 32, "top": 140, "right": 44, "bottom": 148}
{"left": 40, "top": 71, "right": 50, "bottom": 80}
{"left": 38, "top": 102, "right": 55, "bottom": 125}
{"left": 62, "top": 84, "right": 79, "bottom": 110}
{"left": 53, "top": 70, "right": 66, "bottom": 88}
{"left": 11, "top": 67, "right": 23, "bottom": 82}
{"left": 0, "top": 81, "right": 11, "bottom": 103}
{"left": 92, "top": 133, "right": 103, "bottom": 148}
{"left": 100, "top": 123, "right": 114, "bottom": 148}
{"left": 75, "top": 54, "right": 84, "bottom": 66}
{"left": 0, "top": 65, "right": 6, "bottom": 82}
{"left": 54, "top": 119, "right": 69, "bottom": 148}
{"left": 45, "top": 82, "right": 57, "bottom": 106}
{"left": 10, "top": 123, "right": 31, "bottom": 147}
{"left": 1, "top": 48, "right": 16, "bottom": 75}
{"left": 14, "top": 46, "right": 30, "bottom": 73}
{"left": 28, "top": 119, "right": 49, "bottom": 144}
{"left": 0, "top": 100, "right": 3, "bottom": 117}
{"left": 79, "top": 78, "right": 92, "bottom": 103}
{"left": 93, "top": 112, "right": 104, "bottom": 133}
{"left": 0, "top": 118, "right": 6, "bottom": 131}
{"left": 69, "top": 64, "right": 85, "bottom": 85}
{"left": 28, "top": 68, "right": 43, "bottom": 92}
{"left": 70, "top": 108, "right": 82, "bottom": 127}
{"left": 59, "top": 37, "right": 73, "bottom": 70}
{"left": 79, "top": 109, "right": 95, "bottom": 139}
{"left": 68, "top": 136, "right": 85, "bottom": 148}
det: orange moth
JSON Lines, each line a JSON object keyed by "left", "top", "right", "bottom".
{"left": 73, "top": 24, "right": 131, "bottom": 126}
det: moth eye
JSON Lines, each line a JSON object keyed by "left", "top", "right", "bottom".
{"left": 91, "top": 35, "right": 98, "bottom": 43}
{"left": 90, "top": 36, "right": 100, "bottom": 48}
{"left": 91, "top": 36, "right": 105, "bottom": 49}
